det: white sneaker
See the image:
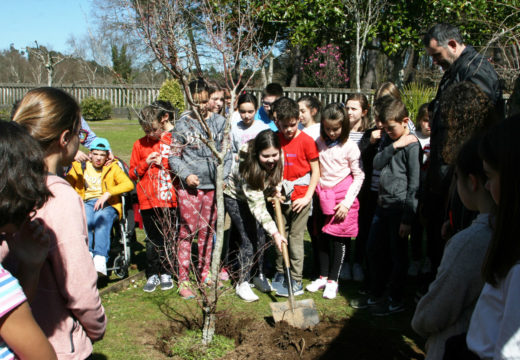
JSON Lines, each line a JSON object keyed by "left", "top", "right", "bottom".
{"left": 339, "top": 262, "right": 352, "bottom": 281}
{"left": 352, "top": 263, "right": 364, "bottom": 282}
{"left": 236, "top": 281, "right": 259, "bottom": 302}
{"left": 93, "top": 255, "right": 107, "bottom": 276}
{"left": 408, "top": 260, "right": 421, "bottom": 277}
{"left": 323, "top": 281, "right": 338, "bottom": 299}
{"left": 306, "top": 276, "right": 328, "bottom": 293}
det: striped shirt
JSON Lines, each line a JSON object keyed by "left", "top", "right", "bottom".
{"left": 0, "top": 264, "right": 27, "bottom": 360}
{"left": 349, "top": 131, "right": 364, "bottom": 146}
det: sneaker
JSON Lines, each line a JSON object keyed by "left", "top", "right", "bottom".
{"left": 219, "top": 267, "right": 230, "bottom": 281}
{"left": 408, "top": 260, "right": 421, "bottom": 277}
{"left": 271, "top": 272, "right": 285, "bottom": 292}
{"left": 352, "top": 263, "right": 364, "bottom": 282}
{"left": 306, "top": 276, "right": 328, "bottom": 293}
{"left": 160, "top": 274, "right": 174, "bottom": 291}
{"left": 371, "top": 298, "right": 405, "bottom": 316}
{"left": 349, "top": 295, "right": 384, "bottom": 309}
{"left": 323, "top": 280, "right": 338, "bottom": 299}
{"left": 93, "top": 255, "right": 107, "bottom": 277}
{"left": 275, "top": 279, "right": 304, "bottom": 297}
{"left": 236, "top": 281, "right": 259, "bottom": 302}
{"left": 252, "top": 274, "right": 272, "bottom": 293}
{"left": 143, "top": 274, "right": 160, "bottom": 292}
{"left": 339, "top": 262, "right": 352, "bottom": 281}
{"left": 178, "top": 282, "right": 195, "bottom": 299}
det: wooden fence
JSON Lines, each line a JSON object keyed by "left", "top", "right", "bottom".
{"left": 0, "top": 83, "right": 374, "bottom": 108}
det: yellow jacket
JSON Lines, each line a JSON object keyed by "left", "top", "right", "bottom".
{"left": 66, "top": 161, "right": 134, "bottom": 219}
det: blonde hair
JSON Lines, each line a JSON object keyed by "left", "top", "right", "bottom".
{"left": 12, "top": 87, "right": 80, "bottom": 150}
{"left": 374, "top": 82, "right": 401, "bottom": 101}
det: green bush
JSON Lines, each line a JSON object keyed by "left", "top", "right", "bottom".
{"left": 157, "top": 79, "right": 185, "bottom": 113}
{"left": 81, "top": 97, "right": 112, "bottom": 121}
{"left": 402, "top": 82, "right": 436, "bottom": 124}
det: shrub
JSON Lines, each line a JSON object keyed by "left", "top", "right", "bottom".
{"left": 301, "top": 44, "right": 349, "bottom": 89}
{"left": 402, "top": 82, "right": 436, "bottom": 124}
{"left": 81, "top": 97, "right": 112, "bottom": 121}
{"left": 158, "top": 79, "right": 185, "bottom": 113}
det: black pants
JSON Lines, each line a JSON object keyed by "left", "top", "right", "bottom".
{"left": 141, "top": 207, "right": 177, "bottom": 278}
{"left": 318, "top": 233, "right": 348, "bottom": 282}
{"left": 224, "top": 195, "right": 267, "bottom": 282}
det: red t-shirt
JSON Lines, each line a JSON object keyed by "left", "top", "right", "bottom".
{"left": 129, "top": 132, "right": 177, "bottom": 210}
{"left": 278, "top": 131, "right": 319, "bottom": 201}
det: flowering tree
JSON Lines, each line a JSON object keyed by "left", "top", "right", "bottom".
{"left": 301, "top": 44, "right": 349, "bottom": 88}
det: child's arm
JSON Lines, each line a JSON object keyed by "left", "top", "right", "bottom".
{"left": 94, "top": 164, "right": 135, "bottom": 211}
{"left": 0, "top": 302, "right": 57, "bottom": 360}
{"left": 292, "top": 158, "right": 320, "bottom": 213}
{"left": 400, "top": 142, "right": 421, "bottom": 237}
{"left": 129, "top": 141, "right": 150, "bottom": 181}
{"left": 335, "top": 147, "right": 365, "bottom": 221}
{"left": 168, "top": 125, "right": 196, "bottom": 186}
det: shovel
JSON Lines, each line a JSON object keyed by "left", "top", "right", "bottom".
{"left": 269, "top": 197, "right": 320, "bottom": 329}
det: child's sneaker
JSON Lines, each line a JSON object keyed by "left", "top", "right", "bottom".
{"left": 178, "top": 281, "right": 195, "bottom": 300}
{"left": 306, "top": 276, "right": 328, "bottom": 293}
{"left": 271, "top": 272, "right": 285, "bottom": 292}
{"left": 236, "top": 281, "right": 259, "bottom": 302}
{"left": 371, "top": 298, "right": 405, "bottom": 316}
{"left": 160, "top": 274, "right": 174, "bottom": 291}
{"left": 252, "top": 274, "right": 272, "bottom": 293}
{"left": 323, "top": 280, "right": 338, "bottom": 299}
{"left": 339, "top": 262, "right": 352, "bottom": 281}
{"left": 143, "top": 274, "right": 160, "bottom": 292}
{"left": 349, "top": 295, "right": 384, "bottom": 309}
{"left": 352, "top": 263, "right": 364, "bottom": 282}
{"left": 275, "top": 279, "right": 304, "bottom": 297}
{"left": 93, "top": 255, "right": 107, "bottom": 277}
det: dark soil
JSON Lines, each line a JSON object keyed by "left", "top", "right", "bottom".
{"left": 157, "top": 311, "right": 425, "bottom": 360}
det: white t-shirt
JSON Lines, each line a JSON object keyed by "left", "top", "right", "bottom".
{"left": 303, "top": 123, "right": 321, "bottom": 141}
{"left": 231, "top": 120, "right": 270, "bottom": 153}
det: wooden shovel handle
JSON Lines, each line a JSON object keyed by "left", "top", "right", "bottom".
{"left": 269, "top": 197, "right": 290, "bottom": 268}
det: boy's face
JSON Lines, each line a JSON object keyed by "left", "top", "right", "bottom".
{"left": 262, "top": 95, "right": 278, "bottom": 113}
{"left": 277, "top": 117, "right": 299, "bottom": 140}
{"left": 91, "top": 150, "right": 109, "bottom": 169}
{"left": 383, "top": 118, "right": 408, "bottom": 140}
{"left": 193, "top": 91, "right": 209, "bottom": 118}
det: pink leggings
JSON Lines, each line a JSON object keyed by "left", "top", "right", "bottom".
{"left": 177, "top": 188, "right": 217, "bottom": 282}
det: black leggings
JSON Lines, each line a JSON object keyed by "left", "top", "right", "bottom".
{"left": 224, "top": 195, "right": 267, "bottom": 282}
{"left": 318, "top": 233, "right": 349, "bottom": 282}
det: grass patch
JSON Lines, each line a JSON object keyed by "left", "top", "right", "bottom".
{"left": 165, "top": 330, "right": 234, "bottom": 360}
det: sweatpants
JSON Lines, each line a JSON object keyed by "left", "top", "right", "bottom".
{"left": 177, "top": 188, "right": 217, "bottom": 282}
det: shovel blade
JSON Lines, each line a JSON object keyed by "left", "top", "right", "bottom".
{"left": 270, "top": 299, "right": 320, "bottom": 329}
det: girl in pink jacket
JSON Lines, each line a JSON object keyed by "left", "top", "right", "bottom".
{"left": 306, "top": 103, "right": 364, "bottom": 299}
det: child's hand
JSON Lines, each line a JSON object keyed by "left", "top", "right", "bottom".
{"left": 146, "top": 152, "right": 161, "bottom": 166}
{"left": 94, "top": 192, "right": 111, "bottom": 211}
{"left": 273, "top": 232, "right": 287, "bottom": 252}
{"left": 291, "top": 196, "right": 310, "bottom": 213}
{"left": 104, "top": 151, "right": 116, "bottom": 166}
{"left": 186, "top": 174, "right": 200, "bottom": 188}
{"left": 393, "top": 134, "right": 418, "bottom": 149}
{"left": 8, "top": 219, "right": 50, "bottom": 270}
{"left": 399, "top": 223, "right": 411, "bottom": 238}
{"left": 333, "top": 204, "right": 349, "bottom": 221}
{"left": 74, "top": 150, "right": 89, "bottom": 162}
{"left": 370, "top": 129, "right": 382, "bottom": 144}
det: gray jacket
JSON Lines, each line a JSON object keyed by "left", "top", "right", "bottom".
{"left": 169, "top": 112, "right": 232, "bottom": 190}
{"left": 373, "top": 139, "right": 420, "bottom": 224}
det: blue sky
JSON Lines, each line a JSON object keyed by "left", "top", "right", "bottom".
{"left": 0, "top": 0, "right": 93, "bottom": 53}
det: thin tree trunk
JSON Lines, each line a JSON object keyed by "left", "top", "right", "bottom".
{"left": 188, "top": 28, "right": 203, "bottom": 78}
{"left": 361, "top": 39, "right": 378, "bottom": 89}
{"left": 355, "top": 24, "right": 361, "bottom": 92}
{"left": 290, "top": 46, "right": 301, "bottom": 87}
{"left": 267, "top": 54, "right": 274, "bottom": 84}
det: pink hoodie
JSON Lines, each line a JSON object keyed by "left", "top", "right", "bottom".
{"left": 2, "top": 175, "right": 106, "bottom": 359}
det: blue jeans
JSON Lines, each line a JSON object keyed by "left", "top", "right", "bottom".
{"left": 366, "top": 206, "right": 408, "bottom": 302}
{"left": 84, "top": 199, "right": 118, "bottom": 258}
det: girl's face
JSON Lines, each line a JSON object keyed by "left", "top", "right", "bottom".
{"left": 238, "top": 102, "right": 256, "bottom": 127}
{"left": 207, "top": 91, "right": 224, "bottom": 114}
{"left": 483, "top": 160, "right": 500, "bottom": 205}
{"left": 346, "top": 100, "right": 367, "bottom": 130}
{"left": 419, "top": 116, "right": 431, "bottom": 137}
{"left": 455, "top": 168, "right": 477, "bottom": 211}
{"left": 193, "top": 91, "right": 209, "bottom": 119}
{"left": 258, "top": 146, "right": 280, "bottom": 171}
{"left": 298, "top": 102, "right": 317, "bottom": 128}
{"left": 323, "top": 119, "right": 342, "bottom": 141}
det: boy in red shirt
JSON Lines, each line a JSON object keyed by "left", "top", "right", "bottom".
{"left": 272, "top": 97, "right": 320, "bottom": 296}
{"left": 130, "top": 100, "right": 177, "bottom": 292}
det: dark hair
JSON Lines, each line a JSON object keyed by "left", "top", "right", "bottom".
{"left": 189, "top": 78, "right": 209, "bottom": 96}
{"left": 479, "top": 116, "right": 520, "bottom": 286}
{"left": 346, "top": 93, "right": 371, "bottom": 131}
{"left": 239, "top": 130, "right": 283, "bottom": 190}
{"left": 456, "top": 135, "right": 486, "bottom": 183}
{"left": 423, "top": 23, "right": 464, "bottom": 47}
{"left": 373, "top": 95, "right": 395, "bottom": 121}
{"left": 0, "top": 121, "right": 52, "bottom": 228}
{"left": 237, "top": 93, "right": 258, "bottom": 110}
{"left": 272, "top": 97, "right": 299, "bottom": 123}
{"left": 297, "top": 95, "right": 322, "bottom": 123}
{"left": 139, "top": 101, "right": 175, "bottom": 130}
{"left": 151, "top": 100, "right": 175, "bottom": 122}
{"left": 440, "top": 81, "right": 497, "bottom": 164}
{"left": 263, "top": 83, "right": 283, "bottom": 98}
{"left": 12, "top": 87, "right": 81, "bottom": 151}
{"left": 378, "top": 98, "right": 408, "bottom": 124}
{"left": 320, "top": 103, "right": 350, "bottom": 144}
{"left": 415, "top": 103, "right": 430, "bottom": 131}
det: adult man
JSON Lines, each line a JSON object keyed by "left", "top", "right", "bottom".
{"left": 66, "top": 138, "right": 134, "bottom": 276}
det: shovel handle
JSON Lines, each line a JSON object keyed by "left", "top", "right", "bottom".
{"left": 269, "top": 197, "right": 290, "bottom": 269}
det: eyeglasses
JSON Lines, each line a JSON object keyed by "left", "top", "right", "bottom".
{"left": 262, "top": 101, "right": 273, "bottom": 106}
{"left": 78, "top": 129, "right": 89, "bottom": 144}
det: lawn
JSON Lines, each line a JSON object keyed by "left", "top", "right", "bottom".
{"left": 88, "top": 119, "right": 426, "bottom": 359}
